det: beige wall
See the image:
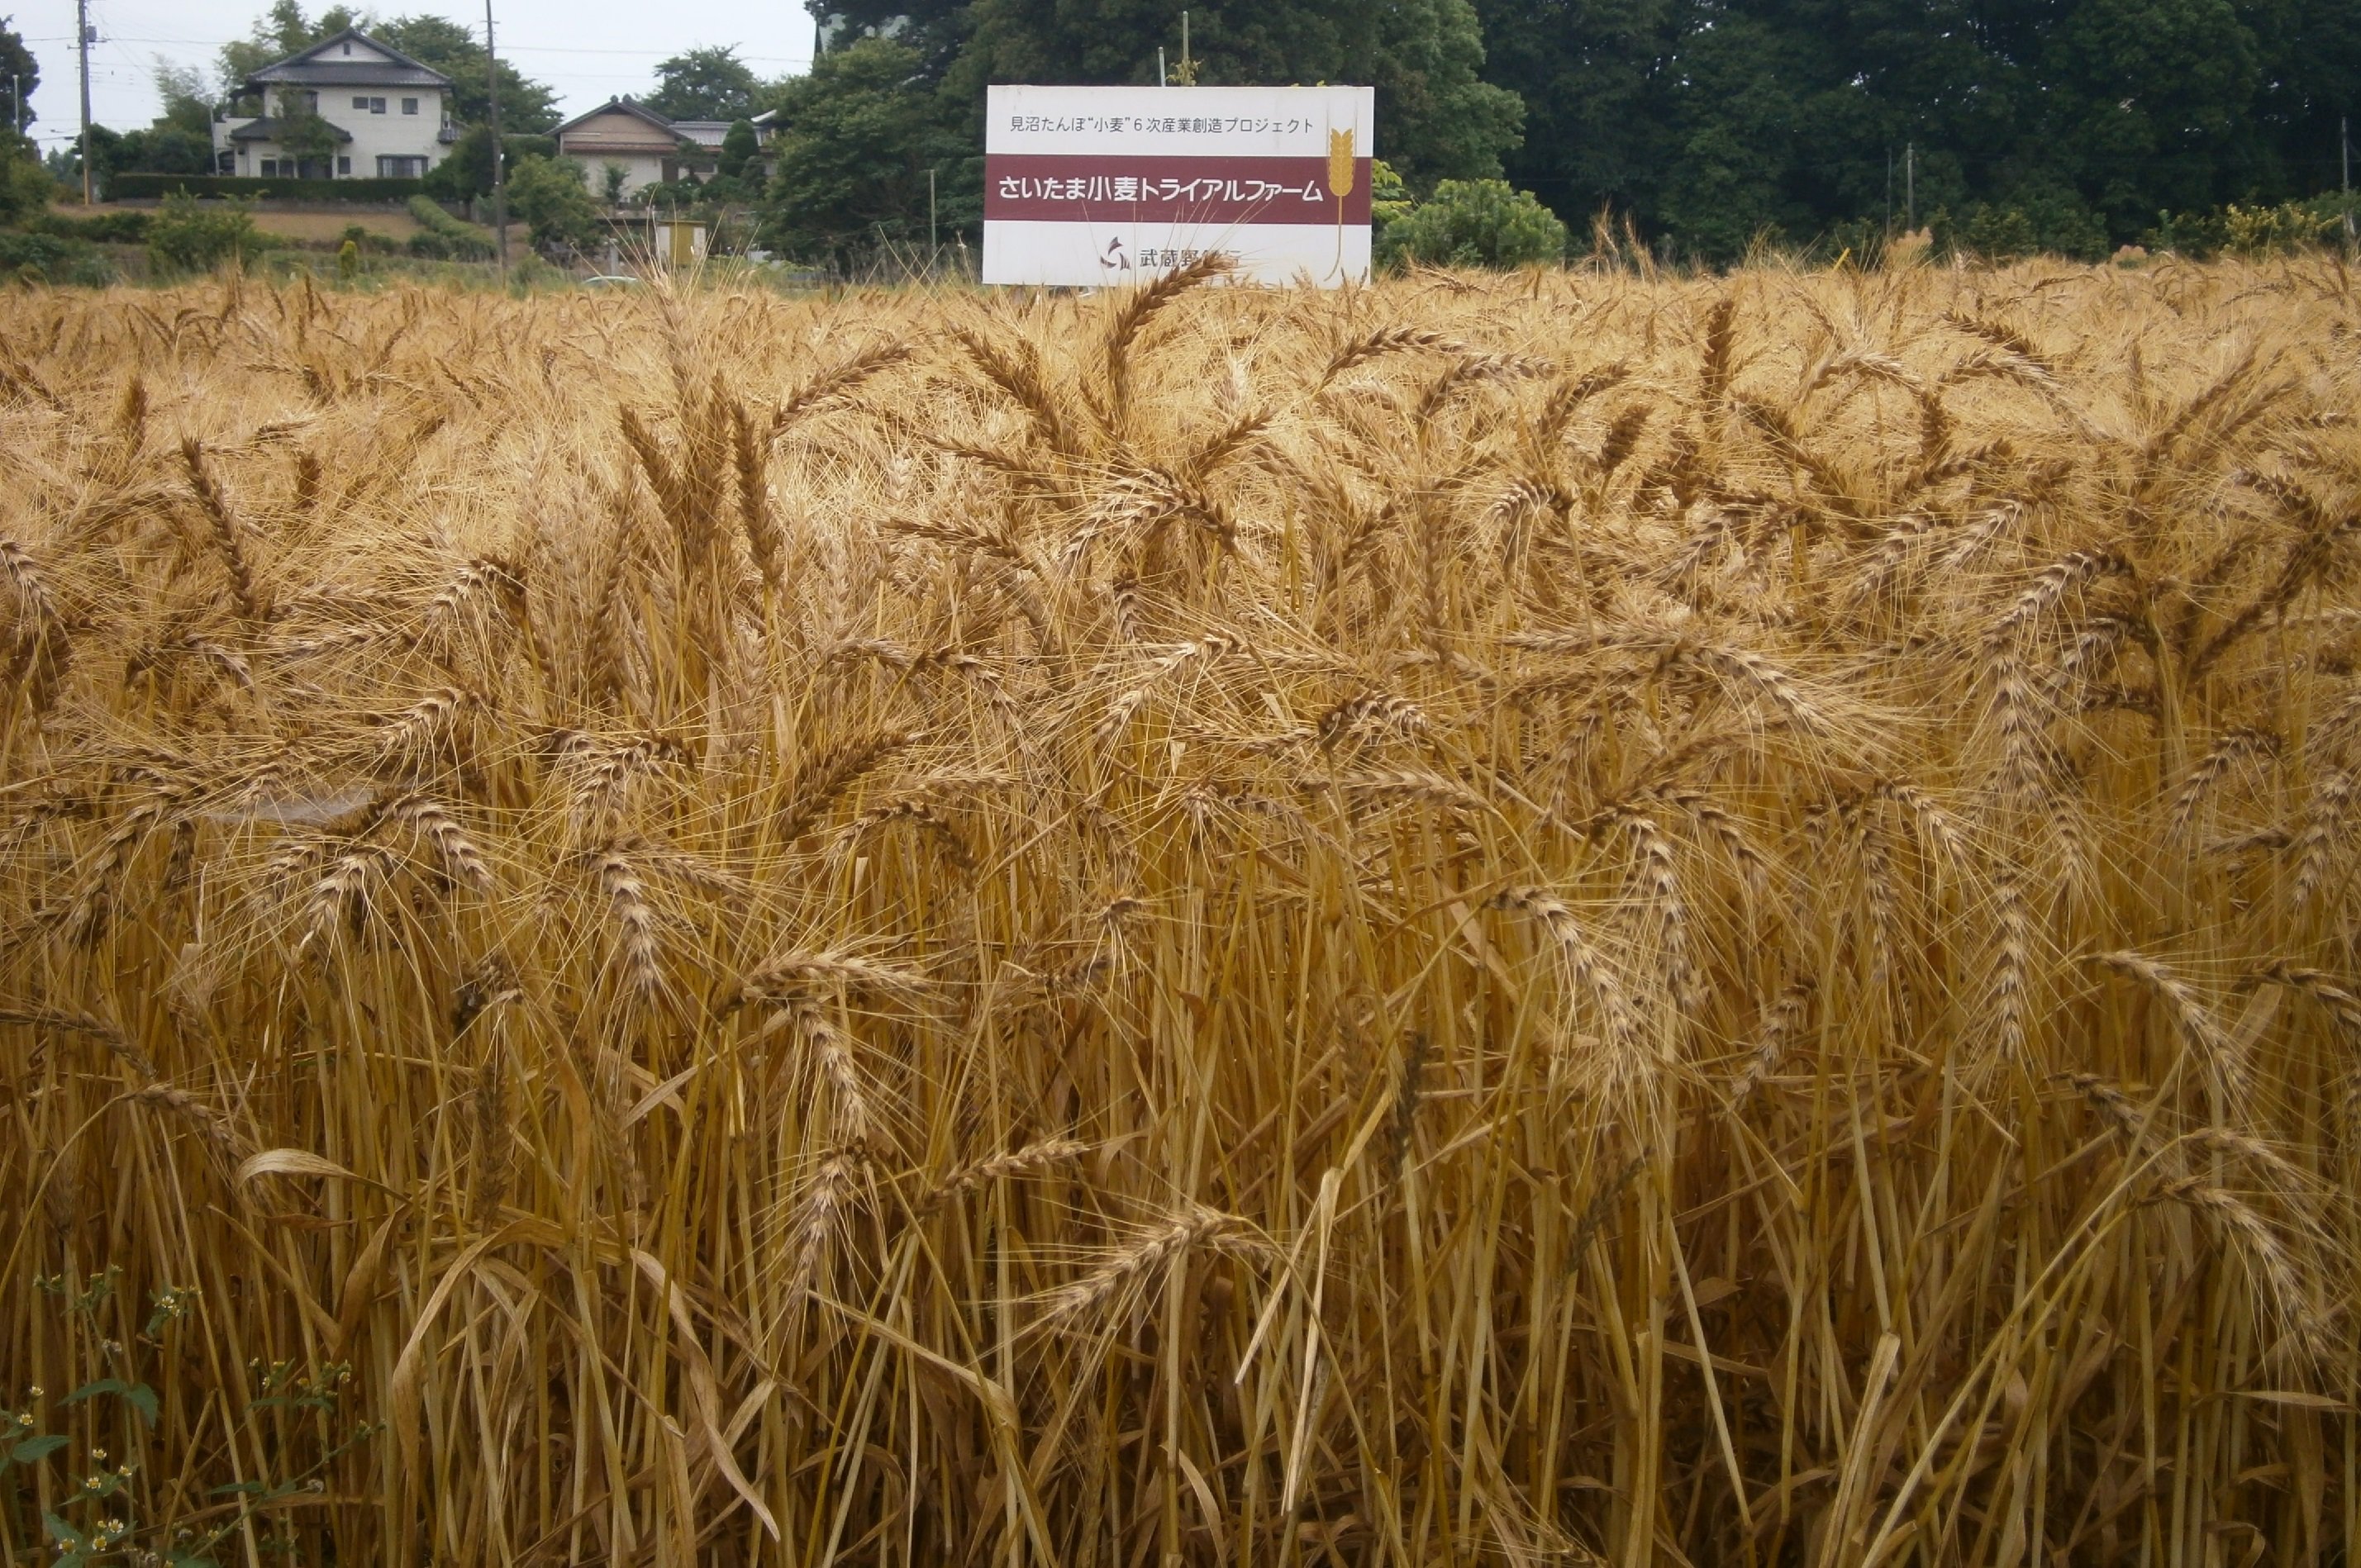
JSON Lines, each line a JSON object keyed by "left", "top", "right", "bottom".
{"left": 568, "top": 153, "right": 670, "bottom": 200}
{"left": 559, "top": 109, "right": 682, "bottom": 197}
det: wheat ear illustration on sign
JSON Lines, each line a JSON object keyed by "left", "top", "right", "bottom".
{"left": 1328, "top": 127, "right": 1356, "bottom": 277}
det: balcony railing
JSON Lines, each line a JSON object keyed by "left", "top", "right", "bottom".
{"left": 437, "top": 123, "right": 459, "bottom": 143}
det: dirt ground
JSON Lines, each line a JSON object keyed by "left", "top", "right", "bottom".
{"left": 242, "top": 208, "right": 426, "bottom": 245}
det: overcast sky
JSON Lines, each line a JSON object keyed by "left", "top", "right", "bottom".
{"left": 7, "top": 0, "right": 816, "bottom": 147}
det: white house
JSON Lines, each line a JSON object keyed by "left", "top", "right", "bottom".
{"left": 212, "top": 28, "right": 457, "bottom": 181}
{"left": 555, "top": 99, "right": 776, "bottom": 200}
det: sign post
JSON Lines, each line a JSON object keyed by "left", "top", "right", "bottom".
{"left": 983, "top": 85, "right": 1373, "bottom": 287}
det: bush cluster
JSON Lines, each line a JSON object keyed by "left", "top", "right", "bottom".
{"left": 108, "top": 173, "right": 426, "bottom": 203}
{"left": 0, "top": 230, "right": 114, "bottom": 286}
{"left": 26, "top": 209, "right": 150, "bottom": 244}
{"left": 403, "top": 194, "right": 494, "bottom": 261}
{"left": 1378, "top": 177, "right": 1568, "bottom": 270}
{"left": 145, "top": 192, "right": 272, "bottom": 275}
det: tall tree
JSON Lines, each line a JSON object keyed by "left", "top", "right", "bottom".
{"left": 217, "top": 1, "right": 357, "bottom": 107}
{"left": 374, "top": 14, "right": 560, "bottom": 131}
{"left": 1475, "top": 0, "right": 2361, "bottom": 261}
{"left": 646, "top": 45, "right": 760, "bottom": 121}
{"left": 1, "top": 14, "right": 38, "bottom": 131}
{"left": 762, "top": 36, "right": 968, "bottom": 266}
{"left": 212, "top": 7, "right": 558, "bottom": 131}
{"left": 940, "top": 0, "right": 1522, "bottom": 187}
{"left": 152, "top": 62, "right": 217, "bottom": 135}
{"left": 1, "top": 17, "right": 45, "bottom": 227}
{"left": 815, "top": 1, "right": 969, "bottom": 76}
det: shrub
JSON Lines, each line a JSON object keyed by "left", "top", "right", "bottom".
{"left": 506, "top": 154, "right": 602, "bottom": 250}
{"left": 107, "top": 173, "right": 426, "bottom": 203}
{"left": 0, "top": 229, "right": 113, "bottom": 286}
{"left": 404, "top": 194, "right": 494, "bottom": 260}
{"left": 1816, "top": 216, "right": 1891, "bottom": 267}
{"left": 1378, "top": 178, "right": 1568, "bottom": 270}
{"left": 146, "top": 192, "right": 268, "bottom": 275}
{"left": 2144, "top": 200, "right": 2338, "bottom": 259}
{"left": 0, "top": 141, "right": 55, "bottom": 227}
{"left": 1942, "top": 185, "right": 2108, "bottom": 264}
{"left": 341, "top": 222, "right": 400, "bottom": 256}
{"left": 28, "top": 208, "right": 150, "bottom": 243}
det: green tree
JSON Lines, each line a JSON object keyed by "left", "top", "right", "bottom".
{"left": 762, "top": 38, "right": 966, "bottom": 266}
{"left": 506, "top": 154, "right": 601, "bottom": 248}
{"left": 1470, "top": 0, "right": 1685, "bottom": 234}
{"left": 217, "top": 2, "right": 357, "bottom": 112}
{"left": 147, "top": 191, "right": 265, "bottom": 273}
{"left": 940, "top": 0, "right": 1522, "bottom": 188}
{"left": 374, "top": 14, "right": 561, "bottom": 131}
{"left": 2043, "top": 0, "right": 2264, "bottom": 234}
{"left": 0, "top": 136, "right": 50, "bottom": 226}
{"left": 717, "top": 117, "right": 761, "bottom": 180}
{"left": 2, "top": 14, "right": 38, "bottom": 131}
{"left": 213, "top": 8, "right": 558, "bottom": 131}
{"left": 421, "top": 126, "right": 557, "bottom": 202}
{"left": 152, "top": 62, "right": 218, "bottom": 133}
{"left": 1379, "top": 176, "right": 1566, "bottom": 267}
{"left": 1469, "top": 0, "right": 2361, "bottom": 262}
{"left": 646, "top": 45, "right": 760, "bottom": 121}
{"left": 816, "top": 0, "right": 969, "bottom": 76}
{"left": 272, "top": 102, "right": 345, "bottom": 173}
{"left": 100, "top": 124, "right": 217, "bottom": 178}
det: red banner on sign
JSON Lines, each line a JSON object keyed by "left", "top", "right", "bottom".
{"left": 983, "top": 154, "right": 1373, "bottom": 226}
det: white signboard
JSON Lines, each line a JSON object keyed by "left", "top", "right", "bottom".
{"left": 983, "top": 84, "right": 1374, "bottom": 287}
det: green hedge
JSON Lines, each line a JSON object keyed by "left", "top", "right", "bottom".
{"left": 108, "top": 173, "right": 427, "bottom": 203}
{"left": 403, "top": 193, "right": 495, "bottom": 260}
{"left": 29, "top": 209, "right": 152, "bottom": 242}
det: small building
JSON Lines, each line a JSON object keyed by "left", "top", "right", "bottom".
{"left": 555, "top": 99, "right": 776, "bottom": 200}
{"left": 212, "top": 28, "right": 458, "bottom": 180}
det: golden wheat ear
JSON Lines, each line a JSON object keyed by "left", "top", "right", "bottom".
{"left": 7, "top": 246, "right": 2359, "bottom": 1568}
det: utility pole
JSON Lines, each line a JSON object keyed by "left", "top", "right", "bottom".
{"left": 928, "top": 166, "right": 937, "bottom": 271}
{"left": 1905, "top": 141, "right": 1916, "bottom": 233}
{"left": 75, "top": 0, "right": 93, "bottom": 203}
{"left": 10, "top": 74, "right": 21, "bottom": 137}
{"left": 1157, "top": 47, "right": 1166, "bottom": 88}
{"left": 484, "top": 0, "right": 507, "bottom": 277}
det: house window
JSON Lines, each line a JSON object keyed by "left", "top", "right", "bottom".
{"left": 259, "top": 158, "right": 280, "bottom": 176}
{"left": 402, "top": 97, "right": 419, "bottom": 115}
{"left": 378, "top": 155, "right": 427, "bottom": 178}
{"left": 353, "top": 95, "right": 369, "bottom": 109}
{"left": 337, "top": 156, "right": 351, "bottom": 175}
{"left": 369, "top": 97, "right": 386, "bottom": 114}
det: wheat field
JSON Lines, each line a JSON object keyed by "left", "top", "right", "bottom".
{"left": 1, "top": 256, "right": 2357, "bottom": 1567}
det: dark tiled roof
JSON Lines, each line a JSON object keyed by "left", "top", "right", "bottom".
{"left": 227, "top": 116, "right": 356, "bottom": 144}
{"left": 246, "top": 29, "right": 455, "bottom": 91}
